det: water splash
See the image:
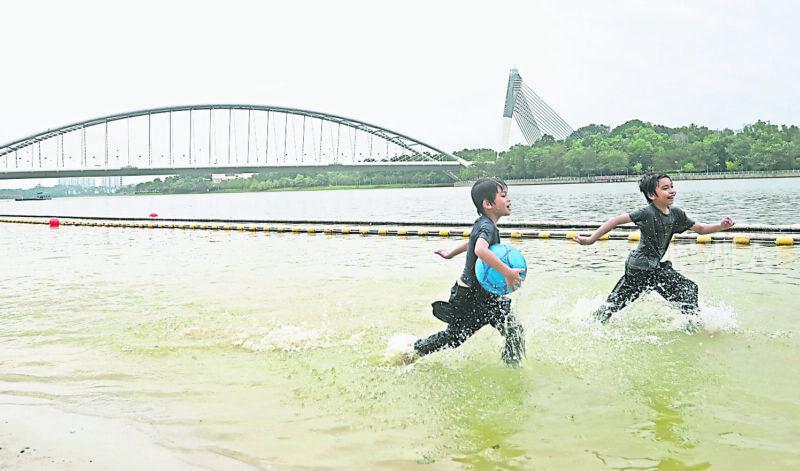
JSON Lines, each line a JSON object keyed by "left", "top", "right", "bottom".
{"left": 233, "top": 325, "right": 334, "bottom": 352}
{"left": 541, "top": 293, "right": 740, "bottom": 336}
{"left": 697, "top": 300, "right": 739, "bottom": 334}
{"left": 384, "top": 333, "right": 419, "bottom": 365}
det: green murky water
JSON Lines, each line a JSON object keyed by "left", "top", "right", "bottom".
{"left": 1, "top": 223, "right": 798, "bottom": 469}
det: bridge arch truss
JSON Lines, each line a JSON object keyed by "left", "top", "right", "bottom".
{"left": 0, "top": 104, "right": 468, "bottom": 178}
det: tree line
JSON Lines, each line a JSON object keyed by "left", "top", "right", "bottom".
{"left": 456, "top": 119, "right": 800, "bottom": 180}
{"left": 125, "top": 170, "right": 454, "bottom": 195}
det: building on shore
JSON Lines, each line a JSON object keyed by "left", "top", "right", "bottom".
{"left": 101, "top": 176, "right": 123, "bottom": 190}
{"left": 59, "top": 177, "right": 96, "bottom": 188}
{"left": 58, "top": 176, "right": 124, "bottom": 193}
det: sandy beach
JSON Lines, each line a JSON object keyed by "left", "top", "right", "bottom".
{"left": 0, "top": 395, "right": 257, "bottom": 471}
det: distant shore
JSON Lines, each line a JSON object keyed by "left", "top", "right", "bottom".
{"left": 128, "top": 170, "right": 800, "bottom": 194}
{"left": 455, "top": 170, "right": 800, "bottom": 187}
{"left": 2, "top": 170, "right": 798, "bottom": 200}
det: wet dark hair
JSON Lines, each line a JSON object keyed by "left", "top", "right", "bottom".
{"left": 471, "top": 177, "right": 508, "bottom": 215}
{"left": 638, "top": 173, "right": 671, "bottom": 202}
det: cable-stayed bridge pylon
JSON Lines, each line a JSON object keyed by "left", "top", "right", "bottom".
{"left": 501, "top": 69, "right": 573, "bottom": 150}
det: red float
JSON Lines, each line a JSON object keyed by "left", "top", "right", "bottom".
{"left": 149, "top": 213, "right": 158, "bottom": 218}
{"left": 49, "top": 218, "right": 60, "bottom": 228}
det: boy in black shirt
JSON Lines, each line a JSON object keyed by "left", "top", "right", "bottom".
{"left": 411, "top": 177, "right": 526, "bottom": 366}
{"left": 574, "top": 173, "right": 735, "bottom": 326}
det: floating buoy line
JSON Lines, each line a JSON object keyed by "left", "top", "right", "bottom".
{"left": 1, "top": 214, "right": 797, "bottom": 246}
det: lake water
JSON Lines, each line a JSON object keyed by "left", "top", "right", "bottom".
{"left": 1, "top": 178, "right": 798, "bottom": 469}
{"left": 1, "top": 177, "right": 799, "bottom": 225}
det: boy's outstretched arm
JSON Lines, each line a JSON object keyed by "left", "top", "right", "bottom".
{"left": 434, "top": 240, "right": 468, "bottom": 259}
{"left": 692, "top": 216, "right": 735, "bottom": 235}
{"left": 573, "top": 214, "right": 632, "bottom": 245}
{"left": 474, "top": 238, "right": 525, "bottom": 289}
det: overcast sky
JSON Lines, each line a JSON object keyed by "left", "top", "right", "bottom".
{"left": 1, "top": 0, "right": 797, "bottom": 157}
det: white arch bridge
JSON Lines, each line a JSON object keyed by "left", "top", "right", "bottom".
{"left": 0, "top": 104, "right": 469, "bottom": 180}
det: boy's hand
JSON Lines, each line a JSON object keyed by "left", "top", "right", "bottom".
{"left": 573, "top": 235, "right": 593, "bottom": 245}
{"left": 434, "top": 248, "right": 454, "bottom": 259}
{"left": 504, "top": 268, "right": 526, "bottom": 291}
{"left": 720, "top": 216, "right": 735, "bottom": 229}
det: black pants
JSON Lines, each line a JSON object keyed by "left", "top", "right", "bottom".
{"left": 594, "top": 261, "right": 699, "bottom": 322}
{"left": 414, "top": 283, "right": 525, "bottom": 366}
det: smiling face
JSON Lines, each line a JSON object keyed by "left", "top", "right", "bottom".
{"left": 648, "top": 177, "right": 676, "bottom": 207}
{"left": 483, "top": 186, "right": 512, "bottom": 219}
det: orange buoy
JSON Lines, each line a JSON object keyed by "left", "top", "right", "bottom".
{"left": 149, "top": 213, "right": 158, "bottom": 218}
{"left": 49, "top": 218, "right": 60, "bottom": 228}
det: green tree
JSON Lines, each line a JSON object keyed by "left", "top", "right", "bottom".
{"left": 454, "top": 148, "right": 496, "bottom": 162}
{"left": 597, "top": 149, "right": 629, "bottom": 174}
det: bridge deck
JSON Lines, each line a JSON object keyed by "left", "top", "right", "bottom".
{"left": 0, "top": 162, "right": 463, "bottom": 180}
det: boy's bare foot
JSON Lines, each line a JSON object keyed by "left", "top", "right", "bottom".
{"left": 398, "top": 350, "right": 421, "bottom": 365}
{"left": 684, "top": 317, "right": 703, "bottom": 334}
{"left": 593, "top": 307, "right": 612, "bottom": 324}
{"left": 385, "top": 333, "right": 420, "bottom": 365}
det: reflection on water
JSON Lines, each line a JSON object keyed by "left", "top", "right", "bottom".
{"left": 0, "top": 222, "right": 798, "bottom": 469}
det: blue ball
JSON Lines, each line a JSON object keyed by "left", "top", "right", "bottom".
{"left": 475, "top": 244, "right": 527, "bottom": 295}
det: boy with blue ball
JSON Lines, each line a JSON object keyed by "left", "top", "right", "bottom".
{"left": 410, "top": 177, "right": 526, "bottom": 366}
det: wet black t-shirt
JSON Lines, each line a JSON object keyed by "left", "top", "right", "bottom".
{"left": 626, "top": 204, "right": 694, "bottom": 272}
{"left": 460, "top": 215, "right": 500, "bottom": 287}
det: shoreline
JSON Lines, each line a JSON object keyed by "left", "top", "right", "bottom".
{"left": 458, "top": 170, "right": 800, "bottom": 187}
{"left": 2, "top": 171, "right": 798, "bottom": 198}
{"left": 108, "top": 171, "right": 800, "bottom": 195}
{"left": 0, "top": 395, "right": 256, "bottom": 470}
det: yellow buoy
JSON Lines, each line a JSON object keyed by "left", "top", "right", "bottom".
{"left": 307, "top": 227, "right": 316, "bottom": 234}
{"left": 323, "top": 228, "right": 332, "bottom": 234}
{"left": 733, "top": 236, "right": 750, "bottom": 245}
{"left": 511, "top": 231, "right": 523, "bottom": 238}
{"left": 538, "top": 231, "right": 551, "bottom": 239}
{"left": 628, "top": 232, "right": 640, "bottom": 241}
{"left": 776, "top": 236, "right": 795, "bottom": 246}
{"left": 341, "top": 227, "right": 351, "bottom": 234}
{"left": 439, "top": 229, "right": 450, "bottom": 237}
{"left": 397, "top": 229, "right": 408, "bottom": 236}
{"left": 598, "top": 233, "right": 610, "bottom": 240}
{"left": 462, "top": 230, "right": 471, "bottom": 238}
{"left": 359, "top": 228, "right": 369, "bottom": 235}
{"left": 696, "top": 235, "right": 712, "bottom": 243}
{"left": 292, "top": 227, "right": 301, "bottom": 233}
{"left": 417, "top": 229, "right": 429, "bottom": 236}
{"left": 565, "top": 232, "right": 577, "bottom": 240}
{"left": 378, "top": 229, "right": 388, "bottom": 236}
